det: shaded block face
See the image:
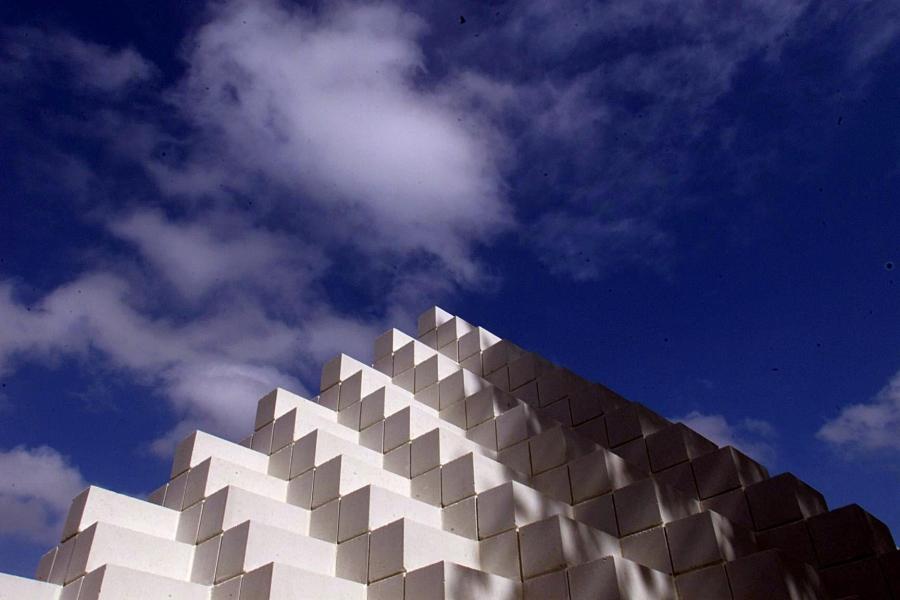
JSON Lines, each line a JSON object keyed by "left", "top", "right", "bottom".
{"left": 726, "top": 549, "right": 823, "bottom": 600}
{"left": 524, "top": 570, "right": 569, "bottom": 600}
{"left": 806, "top": 504, "right": 895, "bottom": 567}
{"left": 701, "top": 489, "right": 754, "bottom": 530}
{"left": 664, "top": 511, "right": 755, "bottom": 574}
{"left": 572, "top": 494, "right": 618, "bottom": 536}
{"left": 613, "top": 479, "right": 697, "bottom": 536}
{"left": 620, "top": 526, "right": 672, "bottom": 574}
{"left": 405, "top": 561, "right": 521, "bottom": 600}
{"left": 820, "top": 556, "right": 893, "bottom": 600}
{"left": 675, "top": 564, "right": 731, "bottom": 600}
{"left": 756, "top": 520, "right": 817, "bottom": 566}
{"left": 568, "top": 556, "right": 676, "bottom": 600}
{"left": 691, "top": 446, "right": 768, "bottom": 499}
{"left": 518, "top": 515, "right": 620, "bottom": 579}
{"left": 645, "top": 423, "right": 717, "bottom": 473}
{"left": 745, "top": 473, "right": 827, "bottom": 531}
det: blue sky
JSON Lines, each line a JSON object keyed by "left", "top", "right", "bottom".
{"left": 1, "top": 0, "right": 899, "bottom": 577}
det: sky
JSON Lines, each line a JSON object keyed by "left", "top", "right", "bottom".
{"left": 1, "top": 0, "right": 899, "bottom": 577}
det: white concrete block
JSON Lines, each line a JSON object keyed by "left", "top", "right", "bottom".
{"left": 367, "top": 519, "right": 479, "bottom": 583}
{"left": 529, "top": 425, "right": 597, "bottom": 475}
{"left": 67, "top": 522, "right": 192, "bottom": 583}
{"left": 439, "top": 398, "right": 467, "bottom": 428}
{"left": 620, "top": 526, "right": 672, "bottom": 574}
{"left": 416, "top": 381, "right": 441, "bottom": 410}
{"left": 367, "top": 573, "right": 404, "bottom": 598}
{"left": 415, "top": 354, "right": 459, "bottom": 393}
{"left": 0, "top": 573, "right": 61, "bottom": 600}
{"left": 383, "top": 443, "right": 410, "bottom": 477}
{"left": 268, "top": 444, "right": 292, "bottom": 479}
{"left": 172, "top": 431, "right": 269, "bottom": 478}
{"left": 176, "top": 501, "right": 202, "bottom": 544}
{"left": 418, "top": 306, "right": 453, "bottom": 336}
{"left": 288, "top": 429, "right": 380, "bottom": 480}
{"left": 645, "top": 423, "right": 717, "bottom": 473}
{"left": 465, "top": 387, "right": 517, "bottom": 428}
{"left": 286, "top": 469, "right": 314, "bottom": 509}
{"left": 250, "top": 421, "right": 274, "bottom": 454}
{"left": 524, "top": 570, "right": 568, "bottom": 599}
{"left": 420, "top": 328, "right": 438, "bottom": 349}
{"left": 190, "top": 534, "right": 220, "bottom": 585}
{"left": 374, "top": 328, "right": 414, "bottom": 361}
{"left": 309, "top": 498, "right": 339, "bottom": 542}
{"left": 664, "top": 510, "right": 755, "bottom": 574}
{"left": 383, "top": 405, "right": 442, "bottom": 452}
{"left": 436, "top": 317, "right": 473, "bottom": 349}
{"left": 47, "top": 537, "right": 75, "bottom": 585}
{"left": 59, "top": 579, "right": 80, "bottom": 600}
{"left": 77, "top": 564, "right": 208, "bottom": 600}
{"left": 255, "top": 388, "right": 305, "bottom": 431}
{"left": 393, "top": 340, "right": 437, "bottom": 375}
{"left": 411, "top": 467, "right": 442, "bottom": 507}
{"left": 572, "top": 494, "right": 618, "bottom": 536}
{"left": 198, "top": 485, "right": 310, "bottom": 543}
{"left": 336, "top": 533, "right": 369, "bottom": 583}
{"left": 146, "top": 485, "right": 166, "bottom": 506}
{"left": 311, "top": 455, "right": 409, "bottom": 509}
{"left": 536, "top": 367, "right": 582, "bottom": 407}
{"left": 35, "top": 548, "right": 56, "bottom": 582}
{"left": 458, "top": 327, "right": 502, "bottom": 362}
{"left": 271, "top": 403, "right": 353, "bottom": 455}
{"left": 437, "top": 340, "right": 459, "bottom": 361}
{"left": 410, "top": 428, "right": 490, "bottom": 478}
{"left": 568, "top": 555, "right": 676, "bottom": 600}
{"left": 373, "top": 354, "right": 393, "bottom": 376}
{"left": 613, "top": 479, "right": 698, "bottom": 536}
{"left": 496, "top": 440, "right": 532, "bottom": 476}
{"left": 518, "top": 514, "right": 620, "bottom": 579}
{"left": 216, "top": 520, "right": 335, "bottom": 582}
{"left": 321, "top": 353, "right": 367, "bottom": 391}
{"left": 442, "top": 497, "right": 478, "bottom": 540}
{"left": 485, "top": 366, "right": 511, "bottom": 392}
{"left": 481, "top": 340, "right": 525, "bottom": 375}
{"left": 406, "top": 561, "right": 521, "bottom": 600}
{"left": 439, "top": 369, "right": 488, "bottom": 410}
{"left": 477, "top": 481, "right": 571, "bottom": 540}
{"left": 466, "top": 419, "right": 498, "bottom": 451}
{"left": 568, "top": 448, "right": 644, "bottom": 503}
{"left": 338, "top": 485, "right": 441, "bottom": 542}
{"left": 183, "top": 457, "right": 287, "bottom": 508}
{"left": 441, "top": 452, "right": 523, "bottom": 506}
{"left": 360, "top": 386, "right": 412, "bottom": 430}
{"left": 359, "top": 420, "right": 384, "bottom": 452}
{"left": 339, "top": 369, "right": 390, "bottom": 411}
{"left": 318, "top": 384, "right": 340, "bottom": 410}
{"left": 532, "top": 464, "right": 572, "bottom": 504}
{"left": 240, "top": 562, "right": 365, "bottom": 600}
{"left": 211, "top": 576, "right": 241, "bottom": 600}
{"left": 495, "top": 403, "right": 553, "bottom": 450}
{"left": 508, "top": 354, "right": 553, "bottom": 391}
{"left": 337, "top": 400, "right": 361, "bottom": 430}
{"left": 478, "top": 529, "right": 520, "bottom": 579}
{"left": 62, "top": 486, "right": 179, "bottom": 541}
{"left": 460, "top": 352, "right": 483, "bottom": 376}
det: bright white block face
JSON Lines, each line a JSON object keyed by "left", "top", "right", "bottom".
{"left": 216, "top": 520, "right": 335, "bottom": 583}
{"left": 417, "top": 306, "right": 453, "bottom": 336}
{"left": 320, "top": 354, "right": 367, "bottom": 392}
{"left": 78, "top": 564, "right": 209, "bottom": 600}
{"left": 62, "top": 486, "right": 179, "bottom": 542}
{"left": 240, "top": 563, "right": 366, "bottom": 600}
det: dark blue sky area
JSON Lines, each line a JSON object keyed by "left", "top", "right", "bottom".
{"left": 1, "top": 0, "right": 898, "bottom": 577}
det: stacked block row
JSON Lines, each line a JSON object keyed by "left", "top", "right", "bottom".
{"left": 0, "top": 305, "right": 895, "bottom": 600}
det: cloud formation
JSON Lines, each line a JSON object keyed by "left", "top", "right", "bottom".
{"left": 672, "top": 410, "right": 778, "bottom": 465}
{"left": 817, "top": 370, "right": 900, "bottom": 453}
{"left": 0, "top": 446, "right": 86, "bottom": 545}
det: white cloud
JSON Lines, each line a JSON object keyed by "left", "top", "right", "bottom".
{"left": 817, "top": 370, "right": 900, "bottom": 452}
{"left": 2, "top": 27, "right": 154, "bottom": 92}
{"left": 0, "top": 446, "right": 86, "bottom": 545}
{"left": 143, "top": 0, "right": 512, "bottom": 281}
{"left": 672, "top": 411, "right": 777, "bottom": 464}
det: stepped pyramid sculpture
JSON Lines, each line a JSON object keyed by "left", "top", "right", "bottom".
{"left": 1, "top": 307, "right": 897, "bottom": 599}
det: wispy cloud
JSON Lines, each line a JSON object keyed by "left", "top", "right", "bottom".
{"left": 672, "top": 410, "right": 778, "bottom": 465}
{"left": 0, "top": 446, "right": 86, "bottom": 545}
{"left": 818, "top": 370, "right": 900, "bottom": 453}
